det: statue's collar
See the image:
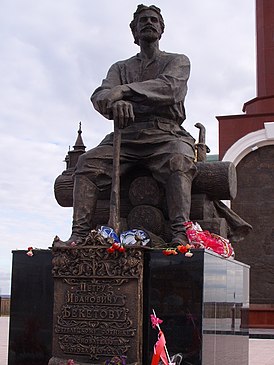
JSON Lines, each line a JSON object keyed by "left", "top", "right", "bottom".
{"left": 136, "top": 49, "right": 163, "bottom": 61}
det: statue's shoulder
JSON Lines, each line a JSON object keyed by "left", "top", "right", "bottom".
{"left": 111, "top": 54, "right": 139, "bottom": 68}
{"left": 160, "top": 51, "right": 190, "bottom": 65}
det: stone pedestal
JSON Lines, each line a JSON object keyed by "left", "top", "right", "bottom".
{"left": 49, "top": 243, "right": 144, "bottom": 365}
{"left": 9, "top": 247, "right": 249, "bottom": 365}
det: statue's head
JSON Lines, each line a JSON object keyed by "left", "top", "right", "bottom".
{"left": 130, "top": 4, "right": 165, "bottom": 45}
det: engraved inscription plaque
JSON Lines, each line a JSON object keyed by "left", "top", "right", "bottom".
{"left": 49, "top": 233, "right": 144, "bottom": 365}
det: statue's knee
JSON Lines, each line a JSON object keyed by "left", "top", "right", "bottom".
{"left": 169, "top": 154, "right": 196, "bottom": 176}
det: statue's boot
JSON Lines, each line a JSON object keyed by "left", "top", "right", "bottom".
{"left": 165, "top": 171, "right": 192, "bottom": 246}
{"left": 53, "top": 175, "right": 98, "bottom": 247}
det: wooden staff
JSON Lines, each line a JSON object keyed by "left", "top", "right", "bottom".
{"left": 108, "top": 119, "right": 121, "bottom": 234}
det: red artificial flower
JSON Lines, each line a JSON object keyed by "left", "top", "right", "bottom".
{"left": 177, "top": 243, "right": 191, "bottom": 253}
{"left": 107, "top": 246, "right": 115, "bottom": 254}
{"left": 112, "top": 242, "right": 120, "bottom": 250}
{"left": 177, "top": 245, "right": 188, "bottom": 254}
{"left": 169, "top": 250, "right": 178, "bottom": 255}
{"left": 150, "top": 314, "right": 163, "bottom": 329}
{"left": 107, "top": 242, "right": 125, "bottom": 254}
{"left": 162, "top": 249, "right": 178, "bottom": 256}
{"left": 27, "top": 246, "right": 33, "bottom": 251}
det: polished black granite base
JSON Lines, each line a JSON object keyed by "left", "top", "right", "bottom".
{"left": 142, "top": 249, "right": 249, "bottom": 365}
{"left": 8, "top": 250, "right": 54, "bottom": 365}
{"left": 8, "top": 249, "right": 249, "bottom": 365}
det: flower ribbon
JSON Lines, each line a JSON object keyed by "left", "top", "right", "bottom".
{"left": 151, "top": 330, "right": 169, "bottom": 365}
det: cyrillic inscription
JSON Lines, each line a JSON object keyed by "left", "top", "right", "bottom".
{"left": 55, "top": 277, "right": 138, "bottom": 360}
{"left": 52, "top": 245, "right": 143, "bottom": 363}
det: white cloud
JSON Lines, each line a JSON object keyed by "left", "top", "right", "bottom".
{"left": 0, "top": 0, "right": 256, "bottom": 294}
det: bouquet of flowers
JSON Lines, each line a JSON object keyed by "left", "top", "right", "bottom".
{"left": 184, "top": 221, "right": 234, "bottom": 258}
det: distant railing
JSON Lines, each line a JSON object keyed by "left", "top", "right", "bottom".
{"left": 0, "top": 297, "right": 10, "bottom": 316}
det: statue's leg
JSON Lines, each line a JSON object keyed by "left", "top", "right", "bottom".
{"left": 71, "top": 175, "right": 98, "bottom": 241}
{"left": 165, "top": 170, "right": 193, "bottom": 245}
{"left": 54, "top": 143, "right": 114, "bottom": 247}
{"left": 54, "top": 137, "right": 134, "bottom": 247}
{"left": 147, "top": 141, "right": 196, "bottom": 246}
{"left": 54, "top": 175, "right": 98, "bottom": 247}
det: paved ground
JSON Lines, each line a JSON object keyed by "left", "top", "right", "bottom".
{"left": 249, "top": 338, "right": 274, "bottom": 365}
{"left": 0, "top": 317, "right": 9, "bottom": 365}
{"left": 1, "top": 316, "right": 274, "bottom": 365}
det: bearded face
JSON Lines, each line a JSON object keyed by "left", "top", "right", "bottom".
{"left": 134, "top": 9, "right": 163, "bottom": 45}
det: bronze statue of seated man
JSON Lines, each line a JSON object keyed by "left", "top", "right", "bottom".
{"left": 57, "top": 4, "right": 197, "bottom": 247}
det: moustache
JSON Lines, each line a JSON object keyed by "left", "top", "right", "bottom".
{"left": 141, "top": 25, "right": 157, "bottom": 32}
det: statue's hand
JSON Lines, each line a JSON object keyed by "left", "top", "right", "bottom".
{"left": 97, "top": 85, "right": 130, "bottom": 116}
{"left": 112, "top": 100, "right": 135, "bottom": 128}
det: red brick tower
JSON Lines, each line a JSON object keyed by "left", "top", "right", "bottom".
{"left": 218, "top": 0, "right": 274, "bottom": 325}
{"left": 218, "top": 0, "right": 274, "bottom": 160}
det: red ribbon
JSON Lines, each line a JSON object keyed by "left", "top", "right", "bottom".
{"left": 151, "top": 330, "right": 169, "bottom": 365}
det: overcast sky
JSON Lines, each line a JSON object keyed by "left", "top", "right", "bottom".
{"left": 0, "top": 0, "right": 256, "bottom": 294}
